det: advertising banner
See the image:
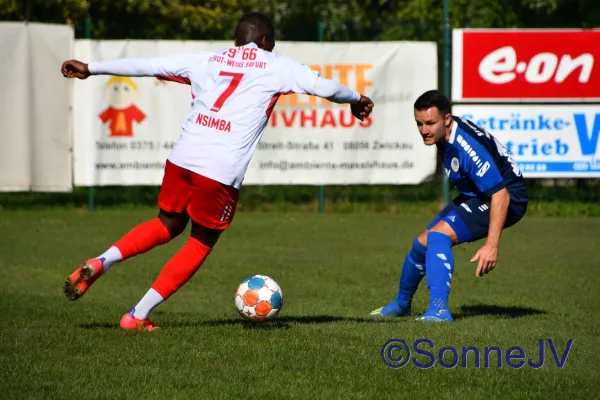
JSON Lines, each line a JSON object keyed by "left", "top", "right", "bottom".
{"left": 452, "top": 29, "right": 600, "bottom": 102}
{"left": 73, "top": 40, "right": 438, "bottom": 186}
{"left": 453, "top": 105, "right": 600, "bottom": 177}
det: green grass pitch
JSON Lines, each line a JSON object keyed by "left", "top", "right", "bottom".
{"left": 1, "top": 208, "right": 598, "bottom": 399}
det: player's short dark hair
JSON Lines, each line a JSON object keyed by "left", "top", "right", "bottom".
{"left": 235, "top": 12, "right": 275, "bottom": 46}
{"left": 414, "top": 90, "right": 451, "bottom": 115}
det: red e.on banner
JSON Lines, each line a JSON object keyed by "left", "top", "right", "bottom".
{"left": 452, "top": 29, "right": 600, "bottom": 102}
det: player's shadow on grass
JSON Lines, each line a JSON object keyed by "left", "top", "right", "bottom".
{"left": 454, "top": 304, "right": 547, "bottom": 320}
{"left": 78, "top": 307, "right": 546, "bottom": 329}
{"left": 78, "top": 315, "right": 403, "bottom": 330}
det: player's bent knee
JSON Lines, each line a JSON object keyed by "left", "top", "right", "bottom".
{"left": 158, "top": 209, "right": 189, "bottom": 238}
{"left": 416, "top": 231, "right": 428, "bottom": 248}
{"left": 190, "top": 222, "right": 223, "bottom": 248}
{"left": 413, "top": 237, "right": 427, "bottom": 255}
{"left": 427, "top": 221, "right": 458, "bottom": 245}
{"left": 407, "top": 237, "right": 427, "bottom": 265}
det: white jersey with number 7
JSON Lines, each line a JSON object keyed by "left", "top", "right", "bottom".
{"left": 88, "top": 42, "right": 361, "bottom": 189}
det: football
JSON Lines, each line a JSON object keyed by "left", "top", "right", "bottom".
{"left": 235, "top": 275, "right": 283, "bottom": 321}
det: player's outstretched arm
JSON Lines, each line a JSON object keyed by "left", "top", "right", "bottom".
{"left": 281, "top": 57, "right": 374, "bottom": 121}
{"left": 61, "top": 53, "right": 206, "bottom": 80}
{"left": 350, "top": 95, "right": 374, "bottom": 121}
{"left": 471, "top": 188, "right": 509, "bottom": 277}
{"left": 456, "top": 133, "right": 510, "bottom": 277}
{"left": 61, "top": 58, "right": 156, "bottom": 79}
{"left": 61, "top": 60, "right": 91, "bottom": 79}
{"left": 61, "top": 58, "right": 157, "bottom": 79}
{"left": 312, "top": 77, "right": 374, "bottom": 121}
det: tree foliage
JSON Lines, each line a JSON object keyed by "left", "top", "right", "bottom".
{"left": 1, "top": 0, "right": 597, "bottom": 42}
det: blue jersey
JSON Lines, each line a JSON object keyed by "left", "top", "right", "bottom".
{"left": 438, "top": 116, "right": 527, "bottom": 203}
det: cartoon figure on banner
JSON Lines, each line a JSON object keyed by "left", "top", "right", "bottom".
{"left": 99, "top": 76, "right": 146, "bottom": 137}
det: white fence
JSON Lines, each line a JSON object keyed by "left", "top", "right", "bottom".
{"left": 0, "top": 23, "right": 73, "bottom": 191}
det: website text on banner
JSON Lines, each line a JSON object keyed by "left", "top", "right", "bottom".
{"left": 453, "top": 105, "right": 600, "bottom": 178}
{"left": 73, "top": 40, "right": 438, "bottom": 186}
{"left": 452, "top": 29, "right": 600, "bottom": 102}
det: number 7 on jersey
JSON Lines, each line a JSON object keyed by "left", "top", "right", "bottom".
{"left": 210, "top": 71, "right": 244, "bottom": 113}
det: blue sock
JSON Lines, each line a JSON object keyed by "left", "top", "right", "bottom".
{"left": 394, "top": 238, "right": 427, "bottom": 306}
{"left": 425, "top": 232, "right": 454, "bottom": 314}
{"left": 379, "top": 239, "right": 426, "bottom": 315}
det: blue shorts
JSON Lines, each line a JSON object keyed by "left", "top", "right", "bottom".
{"left": 427, "top": 194, "right": 528, "bottom": 244}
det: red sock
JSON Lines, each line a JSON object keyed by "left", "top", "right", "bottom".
{"left": 113, "top": 218, "right": 172, "bottom": 261}
{"left": 151, "top": 237, "right": 212, "bottom": 299}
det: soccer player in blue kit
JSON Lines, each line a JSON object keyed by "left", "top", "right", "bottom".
{"left": 370, "top": 90, "right": 528, "bottom": 322}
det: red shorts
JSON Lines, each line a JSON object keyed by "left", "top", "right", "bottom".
{"left": 158, "top": 160, "right": 239, "bottom": 230}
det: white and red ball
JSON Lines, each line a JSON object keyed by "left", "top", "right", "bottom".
{"left": 235, "top": 275, "right": 283, "bottom": 321}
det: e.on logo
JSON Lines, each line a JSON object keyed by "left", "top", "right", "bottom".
{"left": 452, "top": 29, "right": 600, "bottom": 101}
{"left": 479, "top": 46, "right": 593, "bottom": 84}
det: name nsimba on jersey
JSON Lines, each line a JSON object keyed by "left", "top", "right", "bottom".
{"left": 184, "top": 45, "right": 285, "bottom": 134}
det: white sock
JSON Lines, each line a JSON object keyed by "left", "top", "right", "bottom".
{"left": 96, "top": 246, "right": 123, "bottom": 272}
{"left": 133, "top": 288, "right": 164, "bottom": 319}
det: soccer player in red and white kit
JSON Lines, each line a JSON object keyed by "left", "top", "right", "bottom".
{"left": 61, "top": 13, "right": 374, "bottom": 331}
